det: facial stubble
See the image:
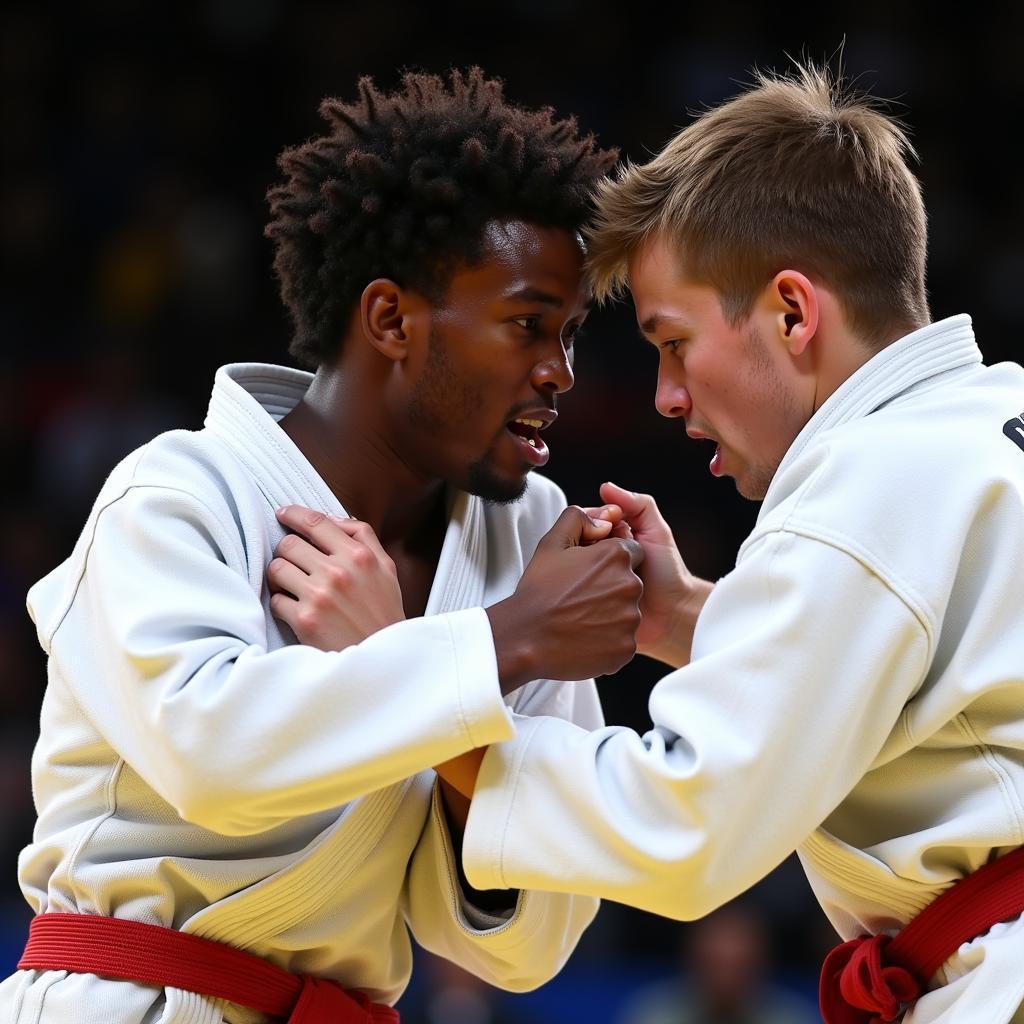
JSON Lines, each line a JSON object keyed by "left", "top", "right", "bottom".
{"left": 736, "top": 326, "right": 803, "bottom": 501}
{"left": 407, "top": 328, "right": 529, "bottom": 505}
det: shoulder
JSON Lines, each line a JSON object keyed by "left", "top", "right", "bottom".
{"left": 767, "top": 362, "right": 1024, "bottom": 524}
{"left": 747, "top": 364, "right": 1024, "bottom": 616}
{"left": 64, "top": 428, "right": 251, "bottom": 580}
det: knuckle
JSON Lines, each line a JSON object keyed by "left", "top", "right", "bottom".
{"left": 310, "top": 587, "right": 333, "bottom": 610}
{"left": 296, "top": 610, "right": 317, "bottom": 633}
{"left": 304, "top": 510, "right": 325, "bottom": 527}
{"left": 350, "top": 547, "right": 374, "bottom": 569}
{"left": 278, "top": 533, "right": 298, "bottom": 552}
{"left": 326, "top": 565, "right": 350, "bottom": 588}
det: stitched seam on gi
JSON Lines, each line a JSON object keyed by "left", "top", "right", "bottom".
{"left": 64, "top": 756, "right": 125, "bottom": 914}
{"left": 46, "top": 478, "right": 249, "bottom": 656}
{"left": 189, "top": 780, "right": 411, "bottom": 946}
{"left": 429, "top": 781, "right": 523, "bottom": 938}
{"left": 496, "top": 718, "right": 548, "bottom": 891}
{"left": 445, "top": 614, "right": 473, "bottom": 749}
{"left": 19, "top": 967, "right": 65, "bottom": 1024}
{"left": 954, "top": 712, "right": 1024, "bottom": 843}
{"left": 211, "top": 374, "right": 335, "bottom": 510}
{"left": 766, "top": 522, "right": 935, "bottom": 662}
{"left": 40, "top": 445, "right": 147, "bottom": 649}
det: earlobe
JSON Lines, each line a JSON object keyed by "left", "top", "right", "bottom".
{"left": 772, "top": 270, "right": 818, "bottom": 357}
{"left": 361, "top": 279, "right": 412, "bottom": 362}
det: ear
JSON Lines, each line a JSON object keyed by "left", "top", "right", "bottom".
{"left": 765, "top": 270, "right": 819, "bottom": 357}
{"left": 359, "top": 279, "right": 420, "bottom": 362}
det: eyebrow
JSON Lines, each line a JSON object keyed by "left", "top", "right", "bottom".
{"left": 639, "top": 311, "right": 688, "bottom": 337}
{"left": 503, "top": 286, "right": 566, "bottom": 308}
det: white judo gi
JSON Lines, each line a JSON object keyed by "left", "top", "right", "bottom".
{"left": 461, "top": 315, "right": 1024, "bottom": 1023}
{"left": 1, "top": 363, "right": 602, "bottom": 1024}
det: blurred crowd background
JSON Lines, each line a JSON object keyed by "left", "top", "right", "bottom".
{"left": 3, "top": 2, "right": 1023, "bottom": 1021}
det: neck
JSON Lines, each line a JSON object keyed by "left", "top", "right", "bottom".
{"left": 278, "top": 367, "right": 446, "bottom": 545}
{"left": 809, "top": 301, "right": 914, "bottom": 413}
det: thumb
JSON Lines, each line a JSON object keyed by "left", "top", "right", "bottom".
{"left": 600, "top": 481, "right": 647, "bottom": 518}
{"left": 599, "top": 482, "right": 671, "bottom": 542}
{"left": 543, "top": 506, "right": 612, "bottom": 550}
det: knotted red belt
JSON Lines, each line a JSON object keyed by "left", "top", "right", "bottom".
{"left": 819, "top": 845, "right": 1024, "bottom": 1023}
{"left": 18, "top": 913, "right": 399, "bottom": 1023}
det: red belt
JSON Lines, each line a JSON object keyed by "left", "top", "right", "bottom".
{"left": 18, "top": 913, "right": 399, "bottom": 1024}
{"left": 819, "top": 845, "right": 1024, "bottom": 1023}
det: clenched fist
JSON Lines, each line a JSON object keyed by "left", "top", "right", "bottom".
{"left": 487, "top": 506, "right": 644, "bottom": 693}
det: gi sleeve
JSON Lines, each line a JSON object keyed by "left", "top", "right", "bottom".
{"left": 461, "top": 530, "right": 931, "bottom": 919}
{"left": 35, "top": 484, "right": 515, "bottom": 836}
{"left": 403, "top": 677, "right": 603, "bottom": 989}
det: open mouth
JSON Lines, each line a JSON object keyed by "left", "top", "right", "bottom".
{"left": 506, "top": 416, "right": 550, "bottom": 466}
{"left": 688, "top": 429, "right": 724, "bottom": 478}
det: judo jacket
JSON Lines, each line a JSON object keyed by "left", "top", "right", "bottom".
{"left": 462, "top": 315, "right": 1024, "bottom": 1023}
{"left": 3, "top": 363, "right": 602, "bottom": 1024}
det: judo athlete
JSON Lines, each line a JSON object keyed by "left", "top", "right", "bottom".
{"left": 420, "top": 65, "right": 1022, "bottom": 1022}
{"left": 1, "top": 70, "right": 645, "bottom": 1023}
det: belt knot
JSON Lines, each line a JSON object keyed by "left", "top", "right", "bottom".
{"left": 819, "top": 933, "right": 922, "bottom": 1024}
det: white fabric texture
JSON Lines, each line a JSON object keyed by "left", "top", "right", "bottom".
{"left": 1, "top": 363, "right": 602, "bottom": 1023}
{"left": 462, "top": 315, "right": 1024, "bottom": 1022}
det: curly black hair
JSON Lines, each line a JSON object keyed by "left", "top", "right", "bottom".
{"left": 265, "top": 68, "right": 618, "bottom": 368}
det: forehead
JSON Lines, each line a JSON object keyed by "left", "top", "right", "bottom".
{"left": 446, "top": 220, "right": 587, "bottom": 304}
{"left": 628, "top": 235, "right": 723, "bottom": 329}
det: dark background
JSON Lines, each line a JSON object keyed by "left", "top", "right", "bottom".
{"left": 2, "top": 2, "right": 1022, "bottom": 1021}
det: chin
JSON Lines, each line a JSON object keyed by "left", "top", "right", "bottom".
{"left": 735, "top": 464, "right": 775, "bottom": 502}
{"left": 466, "top": 461, "right": 531, "bottom": 505}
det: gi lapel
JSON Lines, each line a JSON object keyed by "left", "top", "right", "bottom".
{"left": 423, "top": 489, "right": 488, "bottom": 617}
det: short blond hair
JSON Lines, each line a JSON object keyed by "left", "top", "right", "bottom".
{"left": 585, "top": 63, "right": 930, "bottom": 347}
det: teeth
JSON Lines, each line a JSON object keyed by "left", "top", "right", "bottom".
{"left": 514, "top": 418, "right": 544, "bottom": 429}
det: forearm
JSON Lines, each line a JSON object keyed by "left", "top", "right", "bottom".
{"left": 639, "top": 576, "right": 715, "bottom": 668}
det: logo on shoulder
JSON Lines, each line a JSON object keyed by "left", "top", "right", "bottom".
{"left": 1004, "top": 414, "right": 1024, "bottom": 453}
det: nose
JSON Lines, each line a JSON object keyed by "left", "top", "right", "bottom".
{"left": 532, "top": 340, "right": 575, "bottom": 395}
{"left": 655, "top": 360, "right": 691, "bottom": 419}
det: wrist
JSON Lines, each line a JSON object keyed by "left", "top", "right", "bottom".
{"left": 486, "top": 596, "right": 541, "bottom": 695}
{"left": 640, "top": 576, "right": 715, "bottom": 669}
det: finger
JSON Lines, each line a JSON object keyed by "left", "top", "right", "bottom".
{"left": 273, "top": 532, "right": 326, "bottom": 574}
{"left": 327, "top": 515, "right": 391, "bottom": 564}
{"left": 599, "top": 483, "right": 665, "bottom": 534}
{"left": 581, "top": 503, "right": 624, "bottom": 524}
{"left": 598, "top": 482, "right": 648, "bottom": 516}
{"left": 579, "top": 516, "right": 614, "bottom": 543}
{"left": 268, "top": 590, "right": 300, "bottom": 629}
{"left": 540, "top": 506, "right": 592, "bottom": 550}
{"left": 276, "top": 505, "right": 362, "bottom": 556}
{"left": 609, "top": 520, "right": 634, "bottom": 541}
{"left": 266, "top": 557, "right": 310, "bottom": 598}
